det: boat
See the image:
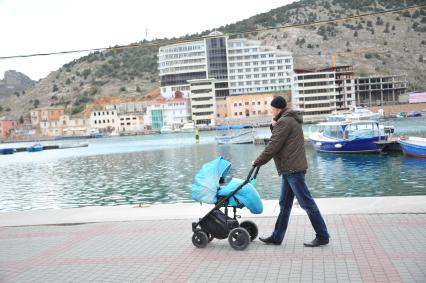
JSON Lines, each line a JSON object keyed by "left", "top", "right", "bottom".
{"left": 308, "top": 120, "right": 389, "bottom": 153}
{"left": 26, "top": 143, "right": 44, "bottom": 152}
{"left": 160, "top": 125, "right": 174, "bottom": 134}
{"left": 327, "top": 107, "right": 382, "bottom": 122}
{"left": 215, "top": 125, "right": 256, "bottom": 144}
{"left": 0, "top": 148, "right": 16, "bottom": 155}
{"left": 407, "top": 111, "right": 422, "bottom": 117}
{"left": 398, "top": 136, "right": 426, "bottom": 158}
{"left": 180, "top": 122, "right": 195, "bottom": 133}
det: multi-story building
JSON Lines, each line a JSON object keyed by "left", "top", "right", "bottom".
{"left": 30, "top": 107, "right": 64, "bottom": 127}
{"left": 321, "top": 65, "right": 355, "bottom": 110}
{"left": 293, "top": 69, "right": 337, "bottom": 123}
{"left": 355, "top": 74, "right": 407, "bottom": 107}
{"left": 145, "top": 96, "right": 191, "bottom": 129}
{"left": 0, "top": 116, "right": 17, "bottom": 138}
{"left": 118, "top": 114, "right": 144, "bottom": 132}
{"left": 158, "top": 31, "right": 293, "bottom": 99}
{"left": 62, "top": 116, "right": 89, "bottom": 136}
{"left": 90, "top": 110, "right": 119, "bottom": 133}
{"left": 188, "top": 79, "right": 216, "bottom": 126}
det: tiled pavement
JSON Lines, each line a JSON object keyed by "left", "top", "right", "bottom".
{"left": 0, "top": 214, "right": 425, "bottom": 283}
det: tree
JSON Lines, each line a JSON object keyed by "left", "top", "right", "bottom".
{"left": 136, "top": 86, "right": 141, "bottom": 92}
{"left": 33, "top": 99, "right": 40, "bottom": 108}
{"left": 354, "top": 31, "right": 358, "bottom": 37}
{"left": 66, "top": 78, "right": 71, "bottom": 85}
{"left": 120, "top": 86, "right": 126, "bottom": 92}
{"left": 53, "top": 84, "right": 59, "bottom": 92}
{"left": 82, "top": 69, "right": 91, "bottom": 79}
{"left": 19, "top": 116, "right": 24, "bottom": 124}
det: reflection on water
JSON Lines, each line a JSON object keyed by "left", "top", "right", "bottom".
{"left": 0, "top": 117, "right": 425, "bottom": 212}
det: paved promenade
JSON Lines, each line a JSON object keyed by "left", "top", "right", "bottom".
{"left": 1, "top": 196, "right": 425, "bottom": 282}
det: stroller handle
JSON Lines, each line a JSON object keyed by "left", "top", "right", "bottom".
{"left": 246, "top": 165, "right": 260, "bottom": 182}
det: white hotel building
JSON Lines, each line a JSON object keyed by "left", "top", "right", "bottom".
{"left": 158, "top": 31, "right": 294, "bottom": 125}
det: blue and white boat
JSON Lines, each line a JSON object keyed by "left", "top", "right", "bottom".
{"left": 0, "top": 147, "right": 16, "bottom": 154}
{"left": 398, "top": 136, "right": 426, "bottom": 158}
{"left": 308, "top": 120, "right": 389, "bottom": 153}
{"left": 26, "top": 143, "right": 43, "bottom": 152}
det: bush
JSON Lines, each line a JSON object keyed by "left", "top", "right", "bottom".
{"left": 120, "top": 86, "right": 126, "bottom": 92}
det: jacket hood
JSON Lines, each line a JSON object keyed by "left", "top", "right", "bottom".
{"left": 278, "top": 108, "right": 303, "bottom": 124}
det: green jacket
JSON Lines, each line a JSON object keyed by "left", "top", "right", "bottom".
{"left": 254, "top": 108, "right": 308, "bottom": 175}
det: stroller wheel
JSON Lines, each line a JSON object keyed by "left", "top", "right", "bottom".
{"left": 228, "top": 227, "right": 250, "bottom": 251}
{"left": 192, "top": 230, "right": 208, "bottom": 248}
{"left": 240, "top": 220, "right": 258, "bottom": 241}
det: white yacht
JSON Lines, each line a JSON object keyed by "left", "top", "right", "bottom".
{"left": 160, "top": 125, "right": 174, "bottom": 134}
{"left": 180, "top": 122, "right": 195, "bottom": 133}
{"left": 327, "top": 107, "right": 383, "bottom": 122}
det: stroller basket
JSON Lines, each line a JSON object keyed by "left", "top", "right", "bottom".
{"left": 191, "top": 157, "right": 261, "bottom": 250}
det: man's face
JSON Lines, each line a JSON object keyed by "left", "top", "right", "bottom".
{"left": 271, "top": 106, "right": 281, "bottom": 117}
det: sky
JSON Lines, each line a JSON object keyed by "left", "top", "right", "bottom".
{"left": 0, "top": 0, "right": 297, "bottom": 81}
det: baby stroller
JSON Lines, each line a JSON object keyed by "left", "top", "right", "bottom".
{"left": 191, "top": 157, "right": 262, "bottom": 250}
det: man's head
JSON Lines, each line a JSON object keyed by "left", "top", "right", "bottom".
{"left": 270, "top": 96, "right": 287, "bottom": 117}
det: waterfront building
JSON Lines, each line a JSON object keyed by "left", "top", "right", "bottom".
{"left": 320, "top": 65, "right": 355, "bottom": 110}
{"left": 158, "top": 31, "right": 294, "bottom": 99}
{"left": 188, "top": 79, "right": 216, "bottom": 126}
{"left": 355, "top": 74, "right": 407, "bottom": 107}
{"left": 118, "top": 114, "right": 144, "bottom": 132}
{"left": 30, "top": 107, "right": 64, "bottom": 128}
{"left": 105, "top": 101, "right": 150, "bottom": 115}
{"left": 215, "top": 93, "right": 279, "bottom": 126}
{"left": 293, "top": 69, "right": 337, "bottom": 123}
{"left": 39, "top": 119, "right": 63, "bottom": 137}
{"left": 0, "top": 116, "right": 17, "bottom": 138}
{"left": 90, "top": 110, "right": 119, "bottom": 133}
{"left": 145, "top": 96, "right": 191, "bottom": 129}
{"left": 62, "top": 116, "right": 89, "bottom": 137}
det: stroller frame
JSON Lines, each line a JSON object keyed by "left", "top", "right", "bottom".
{"left": 191, "top": 166, "right": 260, "bottom": 250}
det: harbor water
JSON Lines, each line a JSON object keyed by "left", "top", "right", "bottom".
{"left": 0, "top": 117, "right": 425, "bottom": 212}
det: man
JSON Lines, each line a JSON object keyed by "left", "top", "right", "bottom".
{"left": 252, "top": 96, "right": 329, "bottom": 247}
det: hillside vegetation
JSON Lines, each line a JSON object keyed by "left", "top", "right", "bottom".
{"left": 1, "top": 0, "right": 425, "bottom": 119}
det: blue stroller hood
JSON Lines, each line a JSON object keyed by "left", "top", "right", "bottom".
{"left": 192, "top": 157, "right": 231, "bottom": 204}
{"left": 217, "top": 178, "right": 263, "bottom": 214}
{"left": 192, "top": 157, "right": 263, "bottom": 214}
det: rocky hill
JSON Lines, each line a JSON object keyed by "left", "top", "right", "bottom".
{"left": 1, "top": 0, "right": 425, "bottom": 119}
{"left": 0, "top": 70, "right": 35, "bottom": 101}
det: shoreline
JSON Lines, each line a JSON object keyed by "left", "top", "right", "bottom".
{"left": 1, "top": 195, "right": 425, "bottom": 227}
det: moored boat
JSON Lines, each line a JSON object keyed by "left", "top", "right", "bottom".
{"left": 0, "top": 147, "right": 16, "bottom": 154}
{"left": 327, "top": 107, "right": 382, "bottom": 122}
{"left": 308, "top": 120, "right": 389, "bottom": 153}
{"left": 160, "top": 125, "right": 174, "bottom": 134}
{"left": 215, "top": 125, "right": 256, "bottom": 144}
{"left": 26, "top": 143, "right": 44, "bottom": 152}
{"left": 398, "top": 136, "right": 426, "bottom": 158}
{"left": 180, "top": 122, "right": 195, "bottom": 133}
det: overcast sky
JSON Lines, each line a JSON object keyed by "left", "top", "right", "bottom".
{"left": 0, "top": 0, "right": 297, "bottom": 80}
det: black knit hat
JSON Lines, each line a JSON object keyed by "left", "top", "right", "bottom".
{"left": 270, "top": 96, "right": 287, "bottom": 109}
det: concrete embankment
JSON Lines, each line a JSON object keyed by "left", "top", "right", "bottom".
{"left": 1, "top": 196, "right": 425, "bottom": 227}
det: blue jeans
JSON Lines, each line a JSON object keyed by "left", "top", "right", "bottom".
{"left": 272, "top": 171, "right": 329, "bottom": 243}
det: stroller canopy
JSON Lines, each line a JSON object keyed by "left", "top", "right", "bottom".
{"left": 192, "top": 157, "right": 263, "bottom": 214}
{"left": 217, "top": 178, "right": 263, "bottom": 214}
{"left": 192, "top": 157, "right": 231, "bottom": 204}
